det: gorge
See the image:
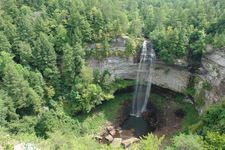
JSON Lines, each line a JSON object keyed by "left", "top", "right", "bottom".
{"left": 1, "top": 0, "right": 224, "bottom": 149}
{"left": 86, "top": 36, "right": 225, "bottom": 112}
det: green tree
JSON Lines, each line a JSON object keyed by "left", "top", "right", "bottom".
{"left": 0, "top": 32, "right": 12, "bottom": 53}
{"left": 102, "top": 38, "right": 109, "bottom": 57}
{"left": 2, "top": 0, "right": 20, "bottom": 19}
{"left": 203, "top": 132, "right": 225, "bottom": 150}
{"left": 0, "top": 90, "right": 9, "bottom": 123}
{"left": 128, "top": 18, "right": 143, "bottom": 36}
{"left": 1, "top": 53, "right": 41, "bottom": 116}
{"left": 3, "top": 22, "right": 18, "bottom": 45}
{"left": 212, "top": 33, "right": 225, "bottom": 48}
{"left": 33, "top": 32, "right": 57, "bottom": 72}
{"left": 133, "top": 133, "right": 164, "bottom": 150}
{"left": 34, "top": 16, "right": 50, "bottom": 35}
{"left": 17, "top": 41, "right": 32, "bottom": 65}
{"left": 0, "top": 90, "right": 18, "bottom": 122}
{"left": 62, "top": 43, "right": 75, "bottom": 87}
{"left": 35, "top": 110, "right": 58, "bottom": 138}
{"left": 17, "top": 14, "right": 35, "bottom": 42}
{"left": 144, "top": 5, "right": 156, "bottom": 37}
{"left": 165, "top": 133, "right": 204, "bottom": 150}
{"left": 189, "top": 28, "right": 206, "bottom": 57}
{"left": 54, "top": 24, "right": 67, "bottom": 52}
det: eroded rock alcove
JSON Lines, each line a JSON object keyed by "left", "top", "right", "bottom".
{"left": 86, "top": 37, "right": 225, "bottom": 112}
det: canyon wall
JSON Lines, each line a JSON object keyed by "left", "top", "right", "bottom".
{"left": 86, "top": 37, "right": 225, "bottom": 112}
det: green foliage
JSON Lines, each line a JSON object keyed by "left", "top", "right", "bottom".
{"left": 0, "top": 32, "right": 12, "bottom": 53}
{"left": 113, "top": 78, "right": 135, "bottom": 91}
{"left": 1, "top": 53, "right": 42, "bottom": 116}
{"left": 76, "top": 93, "right": 133, "bottom": 135}
{"left": 17, "top": 11, "right": 35, "bottom": 42}
{"left": 212, "top": 33, "right": 225, "bottom": 48}
{"left": 125, "top": 39, "right": 134, "bottom": 56}
{"left": 150, "top": 27, "right": 188, "bottom": 64}
{"left": 17, "top": 41, "right": 32, "bottom": 65}
{"left": 0, "top": 0, "right": 224, "bottom": 149}
{"left": 202, "top": 82, "right": 212, "bottom": 91}
{"left": 62, "top": 43, "right": 84, "bottom": 87}
{"left": 138, "top": 133, "right": 164, "bottom": 150}
{"left": 165, "top": 133, "right": 204, "bottom": 150}
{"left": 189, "top": 29, "right": 206, "bottom": 57}
{"left": 35, "top": 110, "right": 58, "bottom": 138}
{"left": 102, "top": 38, "right": 110, "bottom": 57}
{"left": 0, "top": 90, "right": 9, "bottom": 123}
{"left": 164, "top": 69, "right": 170, "bottom": 75}
{"left": 193, "top": 101, "right": 225, "bottom": 135}
{"left": 195, "top": 89, "right": 205, "bottom": 106}
{"left": 203, "top": 132, "right": 225, "bottom": 150}
{"left": 33, "top": 32, "right": 57, "bottom": 72}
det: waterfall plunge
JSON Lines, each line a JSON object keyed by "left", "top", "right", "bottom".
{"left": 130, "top": 40, "right": 155, "bottom": 117}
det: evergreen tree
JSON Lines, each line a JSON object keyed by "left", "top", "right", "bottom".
{"left": 16, "top": 42, "right": 32, "bottom": 65}
{"left": 0, "top": 32, "right": 12, "bottom": 53}
{"left": 17, "top": 14, "right": 35, "bottom": 42}
{"left": 62, "top": 43, "right": 75, "bottom": 87}
{"left": 34, "top": 16, "right": 50, "bottom": 35}
{"left": 2, "top": 53, "right": 41, "bottom": 115}
{"left": 33, "top": 32, "right": 57, "bottom": 72}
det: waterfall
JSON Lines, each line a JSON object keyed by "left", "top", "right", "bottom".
{"left": 130, "top": 40, "right": 155, "bottom": 117}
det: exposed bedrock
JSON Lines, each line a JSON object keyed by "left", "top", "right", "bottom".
{"left": 193, "top": 45, "right": 225, "bottom": 113}
{"left": 86, "top": 37, "right": 225, "bottom": 112}
{"left": 86, "top": 56, "right": 190, "bottom": 94}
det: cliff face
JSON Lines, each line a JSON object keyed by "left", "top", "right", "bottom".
{"left": 86, "top": 37, "right": 225, "bottom": 112}
{"left": 193, "top": 46, "right": 225, "bottom": 113}
{"left": 86, "top": 56, "right": 190, "bottom": 93}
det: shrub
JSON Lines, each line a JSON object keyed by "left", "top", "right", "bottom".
{"left": 133, "top": 133, "right": 164, "bottom": 150}
{"left": 165, "top": 133, "right": 204, "bottom": 150}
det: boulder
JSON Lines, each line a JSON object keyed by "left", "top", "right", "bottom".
{"left": 111, "top": 138, "right": 122, "bottom": 147}
{"left": 109, "top": 129, "right": 116, "bottom": 136}
{"left": 121, "top": 137, "right": 139, "bottom": 148}
{"left": 105, "top": 134, "right": 113, "bottom": 142}
{"left": 106, "top": 126, "right": 114, "bottom": 132}
{"left": 94, "top": 136, "right": 103, "bottom": 141}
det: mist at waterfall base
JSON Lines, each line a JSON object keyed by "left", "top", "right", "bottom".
{"left": 130, "top": 40, "right": 155, "bottom": 117}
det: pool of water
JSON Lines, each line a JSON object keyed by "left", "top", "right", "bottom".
{"left": 120, "top": 115, "right": 155, "bottom": 138}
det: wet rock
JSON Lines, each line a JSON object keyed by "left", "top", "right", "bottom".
{"left": 105, "top": 134, "right": 113, "bottom": 142}
{"left": 111, "top": 138, "right": 122, "bottom": 147}
{"left": 121, "top": 137, "right": 139, "bottom": 148}
{"left": 109, "top": 129, "right": 116, "bottom": 136}
{"left": 120, "top": 129, "right": 134, "bottom": 139}
{"left": 94, "top": 136, "right": 103, "bottom": 141}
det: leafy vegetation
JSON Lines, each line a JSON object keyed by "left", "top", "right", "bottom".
{"left": 0, "top": 0, "right": 224, "bottom": 149}
{"left": 166, "top": 100, "right": 225, "bottom": 149}
{"left": 131, "top": 133, "right": 165, "bottom": 150}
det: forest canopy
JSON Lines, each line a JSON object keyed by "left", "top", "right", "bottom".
{"left": 0, "top": 0, "right": 225, "bottom": 149}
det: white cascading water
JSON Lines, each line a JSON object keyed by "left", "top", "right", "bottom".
{"left": 130, "top": 40, "right": 155, "bottom": 117}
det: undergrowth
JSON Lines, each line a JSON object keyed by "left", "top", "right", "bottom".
{"left": 76, "top": 93, "right": 133, "bottom": 135}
